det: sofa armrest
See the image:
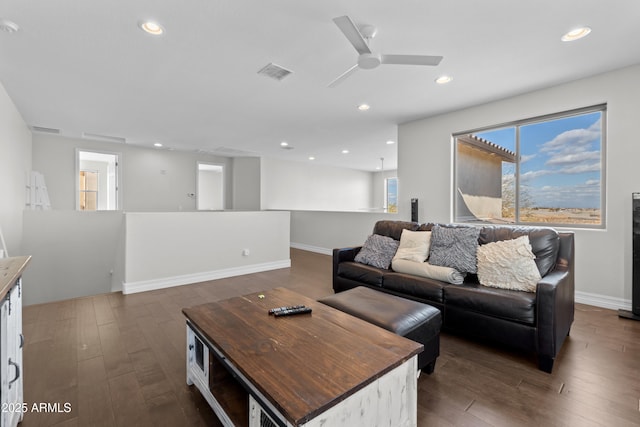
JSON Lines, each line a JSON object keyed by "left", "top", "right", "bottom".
{"left": 332, "top": 246, "right": 362, "bottom": 288}
{"left": 535, "top": 232, "right": 574, "bottom": 372}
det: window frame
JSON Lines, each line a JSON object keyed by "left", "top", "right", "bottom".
{"left": 75, "top": 148, "right": 122, "bottom": 211}
{"left": 453, "top": 104, "right": 606, "bottom": 229}
{"left": 384, "top": 177, "right": 398, "bottom": 213}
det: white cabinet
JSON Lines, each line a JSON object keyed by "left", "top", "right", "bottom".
{"left": 0, "top": 256, "right": 29, "bottom": 427}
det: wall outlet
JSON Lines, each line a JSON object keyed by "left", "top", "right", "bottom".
{"left": 242, "top": 249, "right": 250, "bottom": 256}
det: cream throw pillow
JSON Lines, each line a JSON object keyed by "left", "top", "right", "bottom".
{"left": 392, "top": 259, "right": 465, "bottom": 285}
{"left": 392, "top": 229, "right": 431, "bottom": 263}
{"left": 477, "top": 236, "right": 541, "bottom": 293}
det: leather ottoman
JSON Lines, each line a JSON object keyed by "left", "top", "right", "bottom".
{"left": 319, "top": 286, "right": 441, "bottom": 374}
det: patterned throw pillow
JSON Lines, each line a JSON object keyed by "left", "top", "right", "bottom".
{"left": 354, "top": 234, "right": 400, "bottom": 269}
{"left": 477, "top": 236, "right": 542, "bottom": 292}
{"left": 428, "top": 225, "right": 480, "bottom": 273}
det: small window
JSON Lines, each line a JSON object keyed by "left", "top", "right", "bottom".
{"left": 77, "top": 150, "right": 119, "bottom": 211}
{"left": 454, "top": 105, "right": 605, "bottom": 228}
{"left": 385, "top": 177, "right": 398, "bottom": 213}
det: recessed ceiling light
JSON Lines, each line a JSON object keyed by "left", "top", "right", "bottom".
{"left": 280, "top": 141, "right": 288, "bottom": 147}
{"left": 435, "top": 75, "right": 453, "bottom": 84}
{"left": 561, "top": 27, "right": 591, "bottom": 42}
{"left": 154, "top": 142, "right": 163, "bottom": 147}
{"left": 386, "top": 140, "right": 395, "bottom": 145}
{"left": 138, "top": 20, "right": 164, "bottom": 36}
{"left": 0, "top": 18, "right": 20, "bottom": 33}
{"left": 358, "top": 104, "right": 370, "bottom": 111}
{"left": 308, "top": 156, "right": 315, "bottom": 161}
{"left": 342, "top": 149, "right": 350, "bottom": 154}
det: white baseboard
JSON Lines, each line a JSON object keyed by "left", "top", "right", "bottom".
{"left": 122, "top": 259, "right": 291, "bottom": 295}
{"left": 290, "top": 242, "right": 332, "bottom": 256}
{"left": 575, "top": 290, "right": 632, "bottom": 311}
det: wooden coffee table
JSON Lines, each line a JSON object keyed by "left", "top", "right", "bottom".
{"left": 182, "top": 287, "right": 422, "bottom": 427}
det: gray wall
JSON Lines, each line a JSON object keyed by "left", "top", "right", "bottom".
{"left": 0, "top": 81, "right": 32, "bottom": 257}
{"left": 261, "top": 157, "right": 378, "bottom": 211}
{"left": 32, "top": 133, "right": 234, "bottom": 211}
{"left": 290, "top": 210, "right": 396, "bottom": 254}
{"left": 21, "top": 210, "right": 123, "bottom": 304}
{"left": 233, "top": 157, "right": 261, "bottom": 210}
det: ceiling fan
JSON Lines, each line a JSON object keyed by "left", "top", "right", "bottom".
{"left": 328, "top": 15, "right": 443, "bottom": 88}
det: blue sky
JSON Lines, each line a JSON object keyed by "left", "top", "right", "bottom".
{"left": 387, "top": 178, "right": 398, "bottom": 206}
{"left": 475, "top": 111, "right": 602, "bottom": 209}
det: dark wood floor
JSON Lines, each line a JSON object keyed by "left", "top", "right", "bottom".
{"left": 21, "top": 249, "right": 640, "bottom": 426}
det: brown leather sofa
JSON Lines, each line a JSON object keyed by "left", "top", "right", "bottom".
{"left": 333, "top": 220, "right": 575, "bottom": 373}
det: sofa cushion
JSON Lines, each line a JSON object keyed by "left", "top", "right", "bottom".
{"left": 373, "top": 220, "right": 420, "bottom": 240}
{"left": 392, "top": 259, "right": 464, "bottom": 285}
{"left": 479, "top": 226, "right": 559, "bottom": 277}
{"left": 428, "top": 225, "right": 480, "bottom": 273}
{"left": 338, "top": 262, "right": 385, "bottom": 287}
{"left": 393, "top": 229, "right": 431, "bottom": 263}
{"left": 383, "top": 272, "right": 446, "bottom": 303}
{"left": 477, "top": 236, "right": 541, "bottom": 292}
{"left": 354, "top": 234, "right": 399, "bottom": 269}
{"left": 444, "top": 283, "right": 536, "bottom": 325}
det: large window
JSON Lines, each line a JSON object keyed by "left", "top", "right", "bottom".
{"left": 454, "top": 105, "right": 605, "bottom": 227}
{"left": 77, "top": 150, "right": 119, "bottom": 211}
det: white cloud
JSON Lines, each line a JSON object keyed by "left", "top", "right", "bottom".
{"left": 520, "top": 169, "right": 553, "bottom": 181}
{"left": 585, "top": 179, "right": 599, "bottom": 185}
{"left": 540, "top": 119, "right": 601, "bottom": 155}
{"left": 561, "top": 162, "right": 601, "bottom": 174}
{"left": 545, "top": 150, "right": 600, "bottom": 166}
{"left": 520, "top": 154, "right": 537, "bottom": 163}
{"left": 529, "top": 182, "right": 600, "bottom": 208}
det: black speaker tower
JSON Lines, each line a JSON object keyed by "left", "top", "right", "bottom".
{"left": 411, "top": 198, "right": 419, "bottom": 223}
{"left": 619, "top": 193, "right": 640, "bottom": 320}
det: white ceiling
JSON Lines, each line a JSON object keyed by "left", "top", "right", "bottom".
{"left": 1, "top": 1, "right": 639, "bottom": 171}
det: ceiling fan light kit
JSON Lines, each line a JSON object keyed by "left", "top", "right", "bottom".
{"left": 358, "top": 53, "right": 382, "bottom": 69}
{"left": 329, "top": 15, "right": 443, "bottom": 87}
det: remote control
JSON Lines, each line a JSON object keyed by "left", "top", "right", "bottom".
{"left": 273, "top": 307, "right": 312, "bottom": 317}
{"left": 269, "top": 305, "right": 305, "bottom": 315}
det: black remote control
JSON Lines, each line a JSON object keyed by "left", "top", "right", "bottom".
{"left": 269, "top": 305, "right": 305, "bottom": 315}
{"left": 273, "top": 307, "right": 312, "bottom": 317}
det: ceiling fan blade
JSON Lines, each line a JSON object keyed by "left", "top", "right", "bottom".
{"left": 333, "top": 16, "right": 372, "bottom": 55}
{"left": 381, "top": 54, "right": 443, "bottom": 66}
{"left": 328, "top": 64, "right": 359, "bottom": 88}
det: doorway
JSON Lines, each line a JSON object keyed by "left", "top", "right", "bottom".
{"left": 197, "top": 162, "right": 224, "bottom": 210}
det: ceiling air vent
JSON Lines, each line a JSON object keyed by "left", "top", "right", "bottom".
{"left": 82, "top": 132, "right": 126, "bottom": 144}
{"left": 257, "top": 63, "right": 293, "bottom": 81}
{"left": 210, "top": 147, "right": 258, "bottom": 157}
{"left": 30, "top": 125, "right": 60, "bottom": 134}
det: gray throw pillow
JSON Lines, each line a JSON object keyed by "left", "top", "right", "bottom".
{"left": 354, "top": 234, "right": 400, "bottom": 269}
{"left": 428, "top": 225, "right": 480, "bottom": 273}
